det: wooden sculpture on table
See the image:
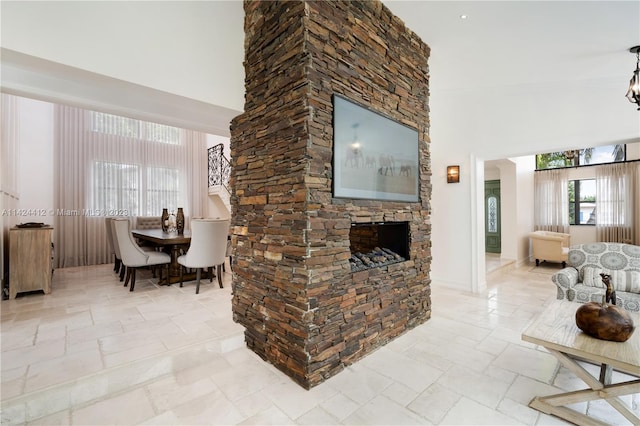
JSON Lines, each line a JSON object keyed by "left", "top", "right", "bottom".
{"left": 600, "top": 272, "right": 617, "bottom": 305}
{"left": 575, "top": 293, "right": 634, "bottom": 342}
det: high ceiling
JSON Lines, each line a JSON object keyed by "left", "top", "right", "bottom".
{"left": 2, "top": 1, "right": 638, "bottom": 138}
{"left": 384, "top": 0, "right": 640, "bottom": 92}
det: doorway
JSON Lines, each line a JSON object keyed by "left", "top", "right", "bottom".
{"left": 485, "top": 180, "right": 501, "bottom": 253}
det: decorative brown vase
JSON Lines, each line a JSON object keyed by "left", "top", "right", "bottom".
{"left": 575, "top": 295, "right": 635, "bottom": 342}
{"left": 176, "top": 208, "right": 185, "bottom": 234}
{"left": 161, "top": 208, "right": 169, "bottom": 232}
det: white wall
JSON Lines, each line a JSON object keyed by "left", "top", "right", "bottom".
{"left": 17, "top": 98, "right": 54, "bottom": 226}
{"left": 485, "top": 167, "right": 500, "bottom": 181}
{"left": 515, "top": 157, "right": 535, "bottom": 265}
{"left": 430, "top": 149, "right": 475, "bottom": 290}
{"left": 430, "top": 76, "right": 640, "bottom": 290}
{"left": 497, "top": 160, "right": 517, "bottom": 262}
{"left": 1, "top": 1, "right": 245, "bottom": 112}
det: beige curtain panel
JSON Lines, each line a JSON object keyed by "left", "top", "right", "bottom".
{"left": 596, "top": 162, "right": 640, "bottom": 245}
{"left": 534, "top": 168, "right": 570, "bottom": 234}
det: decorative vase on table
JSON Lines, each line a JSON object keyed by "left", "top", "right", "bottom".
{"left": 176, "top": 208, "right": 185, "bottom": 234}
{"left": 161, "top": 208, "right": 169, "bottom": 232}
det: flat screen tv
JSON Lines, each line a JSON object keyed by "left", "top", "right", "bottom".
{"left": 332, "top": 94, "right": 419, "bottom": 202}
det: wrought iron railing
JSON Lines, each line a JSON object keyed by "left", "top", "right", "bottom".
{"left": 208, "top": 143, "right": 231, "bottom": 192}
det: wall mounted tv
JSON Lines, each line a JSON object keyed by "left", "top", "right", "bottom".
{"left": 332, "top": 94, "right": 419, "bottom": 202}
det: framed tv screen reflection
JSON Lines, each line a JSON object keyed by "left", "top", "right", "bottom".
{"left": 332, "top": 95, "right": 419, "bottom": 202}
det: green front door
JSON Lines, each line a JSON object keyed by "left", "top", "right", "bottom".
{"left": 485, "top": 180, "right": 501, "bottom": 253}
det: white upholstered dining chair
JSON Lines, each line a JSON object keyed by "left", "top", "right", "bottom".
{"left": 133, "top": 216, "right": 163, "bottom": 249}
{"left": 105, "top": 217, "right": 121, "bottom": 275}
{"left": 112, "top": 218, "right": 171, "bottom": 291}
{"left": 177, "top": 218, "right": 230, "bottom": 294}
{"left": 108, "top": 218, "right": 128, "bottom": 282}
{"left": 135, "top": 216, "right": 162, "bottom": 229}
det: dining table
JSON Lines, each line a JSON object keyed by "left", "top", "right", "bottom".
{"left": 131, "top": 229, "right": 195, "bottom": 285}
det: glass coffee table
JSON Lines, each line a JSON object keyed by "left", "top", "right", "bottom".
{"left": 522, "top": 300, "right": 639, "bottom": 426}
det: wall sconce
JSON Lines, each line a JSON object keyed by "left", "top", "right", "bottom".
{"left": 626, "top": 45, "right": 640, "bottom": 110}
{"left": 447, "top": 165, "right": 460, "bottom": 183}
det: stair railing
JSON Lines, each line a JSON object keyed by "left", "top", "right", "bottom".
{"left": 208, "top": 144, "right": 231, "bottom": 193}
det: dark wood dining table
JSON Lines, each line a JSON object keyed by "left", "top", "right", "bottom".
{"left": 131, "top": 229, "right": 192, "bottom": 285}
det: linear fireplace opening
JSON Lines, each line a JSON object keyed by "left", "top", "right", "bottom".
{"left": 349, "top": 222, "right": 409, "bottom": 272}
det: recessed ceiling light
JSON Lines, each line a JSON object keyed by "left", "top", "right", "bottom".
{"left": 460, "top": 14, "right": 468, "bottom": 19}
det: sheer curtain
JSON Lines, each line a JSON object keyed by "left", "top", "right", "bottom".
{"left": 595, "top": 162, "right": 640, "bottom": 244}
{"left": 54, "top": 104, "right": 207, "bottom": 268}
{"left": 534, "top": 168, "right": 570, "bottom": 233}
{"left": 2, "top": 94, "right": 21, "bottom": 279}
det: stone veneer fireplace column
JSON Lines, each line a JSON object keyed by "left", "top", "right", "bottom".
{"left": 230, "top": 0, "right": 431, "bottom": 389}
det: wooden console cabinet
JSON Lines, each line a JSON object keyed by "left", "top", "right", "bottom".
{"left": 9, "top": 226, "right": 53, "bottom": 299}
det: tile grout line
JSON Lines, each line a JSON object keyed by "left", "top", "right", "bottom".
{"left": 2, "top": 329, "right": 243, "bottom": 423}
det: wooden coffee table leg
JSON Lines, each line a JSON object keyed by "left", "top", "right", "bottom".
{"left": 599, "top": 364, "right": 612, "bottom": 385}
{"left": 529, "top": 349, "right": 640, "bottom": 426}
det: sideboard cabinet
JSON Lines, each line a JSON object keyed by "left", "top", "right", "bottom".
{"left": 9, "top": 226, "right": 53, "bottom": 299}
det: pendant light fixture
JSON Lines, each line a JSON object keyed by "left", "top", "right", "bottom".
{"left": 626, "top": 46, "right": 640, "bottom": 110}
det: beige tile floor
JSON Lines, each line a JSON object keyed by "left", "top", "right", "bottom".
{"left": 485, "top": 253, "right": 515, "bottom": 275}
{"left": 1, "top": 258, "right": 637, "bottom": 425}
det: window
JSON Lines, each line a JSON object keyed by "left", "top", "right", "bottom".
{"left": 92, "top": 161, "right": 140, "bottom": 215}
{"left": 143, "top": 122, "right": 181, "bottom": 144}
{"left": 569, "top": 179, "right": 596, "bottom": 225}
{"left": 487, "top": 196, "right": 498, "bottom": 232}
{"left": 88, "top": 112, "right": 185, "bottom": 217}
{"left": 91, "top": 113, "right": 140, "bottom": 138}
{"left": 91, "top": 162, "right": 180, "bottom": 217}
{"left": 596, "top": 166, "right": 635, "bottom": 227}
{"left": 536, "top": 144, "right": 625, "bottom": 170}
{"left": 146, "top": 167, "right": 180, "bottom": 216}
{"left": 90, "top": 111, "right": 181, "bottom": 145}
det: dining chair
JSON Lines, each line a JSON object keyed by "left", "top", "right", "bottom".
{"left": 105, "top": 217, "right": 121, "bottom": 274}
{"left": 135, "top": 216, "right": 162, "bottom": 230}
{"left": 112, "top": 217, "right": 160, "bottom": 281}
{"left": 177, "top": 218, "right": 230, "bottom": 294}
{"left": 113, "top": 218, "right": 171, "bottom": 291}
{"left": 109, "top": 218, "right": 127, "bottom": 282}
{"left": 134, "top": 216, "right": 163, "bottom": 250}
